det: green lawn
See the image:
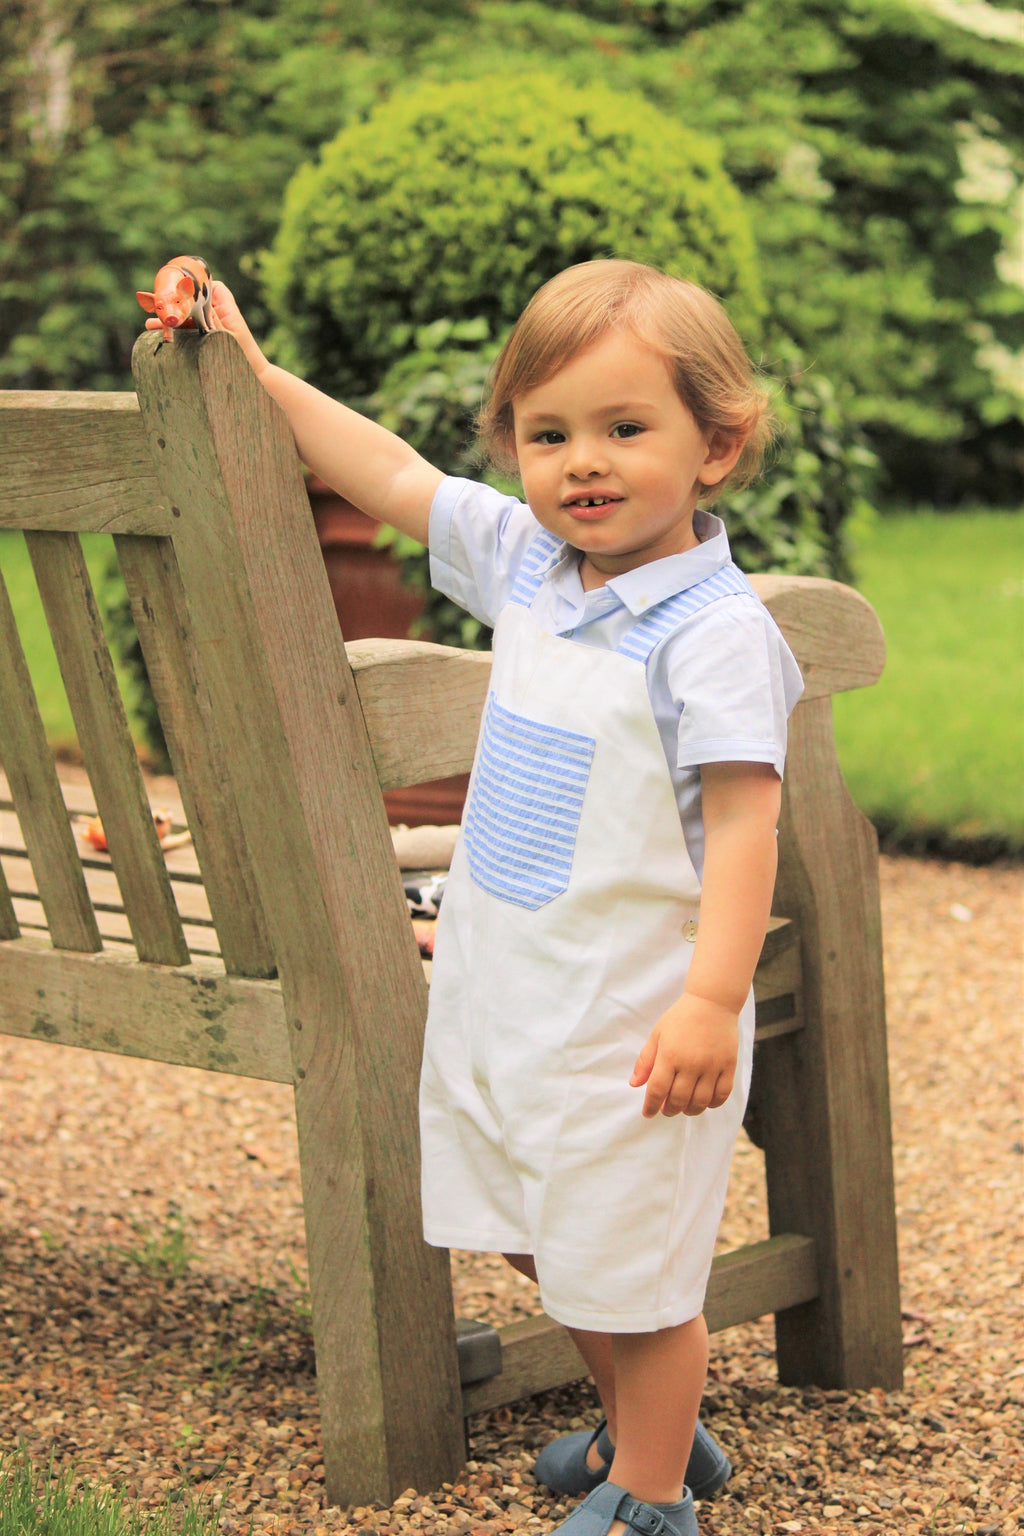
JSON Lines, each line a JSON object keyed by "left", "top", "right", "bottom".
{"left": 0, "top": 531, "right": 134, "bottom": 755}
{"left": 833, "top": 509, "right": 1023, "bottom": 856}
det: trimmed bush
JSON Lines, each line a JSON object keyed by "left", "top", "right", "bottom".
{"left": 260, "top": 73, "right": 765, "bottom": 396}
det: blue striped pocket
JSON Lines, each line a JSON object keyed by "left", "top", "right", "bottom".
{"left": 463, "top": 693, "right": 595, "bottom": 910}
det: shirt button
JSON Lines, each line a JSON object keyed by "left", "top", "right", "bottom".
{"left": 683, "top": 919, "right": 698, "bottom": 942}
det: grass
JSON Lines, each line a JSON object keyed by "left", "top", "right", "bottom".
{"left": 122, "top": 1208, "right": 194, "bottom": 1282}
{"left": 834, "top": 509, "right": 1022, "bottom": 858}
{"left": 0, "top": 531, "right": 137, "bottom": 756}
{"left": 0, "top": 1446, "right": 225, "bottom": 1536}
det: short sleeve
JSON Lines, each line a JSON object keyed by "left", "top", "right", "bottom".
{"left": 665, "top": 599, "right": 804, "bottom": 778}
{"left": 428, "top": 476, "right": 541, "bottom": 627}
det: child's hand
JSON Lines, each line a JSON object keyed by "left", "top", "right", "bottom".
{"left": 206, "top": 279, "right": 242, "bottom": 334}
{"left": 206, "top": 281, "right": 270, "bottom": 375}
{"left": 630, "top": 993, "right": 738, "bottom": 1118}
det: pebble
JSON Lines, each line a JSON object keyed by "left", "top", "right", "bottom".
{"left": 1, "top": 857, "right": 1022, "bottom": 1536}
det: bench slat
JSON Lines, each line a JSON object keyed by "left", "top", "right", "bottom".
{"left": 0, "top": 392, "right": 169, "bottom": 536}
{"left": 25, "top": 531, "right": 190, "bottom": 966}
{"left": 0, "top": 852, "right": 17, "bottom": 939}
{"left": 114, "top": 534, "right": 277, "bottom": 978}
{"left": 347, "top": 639, "right": 490, "bottom": 789}
{"left": 0, "top": 567, "right": 103, "bottom": 952}
{"left": 0, "top": 935, "right": 290, "bottom": 1079}
{"left": 752, "top": 919, "right": 802, "bottom": 1040}
{"left": 460, "top": 1234, "right": 819, "bottom": 1415}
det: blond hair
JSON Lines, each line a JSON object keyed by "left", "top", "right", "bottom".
{"left": 478, "top": 260, "right": 775, "bottom": 502}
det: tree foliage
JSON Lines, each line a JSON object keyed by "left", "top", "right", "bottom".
{"left": 2, "top": 0, "right": 1019, "bottom": 496}
{"left": 260, "top": 72, "right": 764, "bottom": 396}
{"left": 0, "top": 0, "right": 456, "bottom": 389}
{"left": 397, "top": 0, "right": 1024, "bottom": 494}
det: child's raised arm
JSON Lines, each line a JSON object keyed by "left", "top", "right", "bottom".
{"left": 208, "top": 282, "right": 442, "bottom": 544}
{"left": 630, "top": 761, "right": 782, "bottom": 1118}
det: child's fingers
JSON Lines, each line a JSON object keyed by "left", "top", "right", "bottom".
{"left": 640, "top": 1056, "right": 679, "bottom": 1119}
{"left": 680, "top": 1073, "right": 716, "bottom": 1116}
{"left": 681, "top": 1065, "right": 736, "bottom": 1117}
{"left": 209, "top": 280, "right": 240, "bottom": 331}
{"left": 705, "top": 1066, "right": 736, "bottom": 1111}
{"left": 629, "top": 1034, "right": 658, "bottom": 1089}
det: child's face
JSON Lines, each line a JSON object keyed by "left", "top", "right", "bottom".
{"left": 512, "top": 328, "right": 741, "bottom": 582}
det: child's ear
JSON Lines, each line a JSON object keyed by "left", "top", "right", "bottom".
{"left": 699, "top": 429, "right": 746, "bottom": 488}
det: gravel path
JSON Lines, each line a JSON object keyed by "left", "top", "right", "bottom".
{"left": 1, "top": 855, "right": 1020, "bottom": 1535}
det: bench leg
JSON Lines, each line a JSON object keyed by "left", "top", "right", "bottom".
{"left": 759, "top": 697, "right": 903, "bottom": 1389}
{"left": 295, "top": 1067, "right": 466, "bottom": 1506}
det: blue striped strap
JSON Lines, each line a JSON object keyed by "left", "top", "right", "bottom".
{"left": 616, "top": 563, "right": 758, "bottom": 664}
{"left": 508, "top": 529, "right": 566, "bottom": 608}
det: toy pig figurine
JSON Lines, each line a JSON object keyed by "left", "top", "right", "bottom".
{"left": 137, "top": 255, "right": 214, "bottom": 342}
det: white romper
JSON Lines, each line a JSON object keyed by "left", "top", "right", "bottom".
{"left": 420, "top": 501, "right": 798, "bottom": 1334}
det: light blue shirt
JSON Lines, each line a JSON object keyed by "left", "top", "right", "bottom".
{"left": 429, "top": 477, "right": 804, "bottom": 877}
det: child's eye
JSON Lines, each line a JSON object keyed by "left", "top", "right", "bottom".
{"left": 611, "top": 422, "right": 644, "bottom": 439}
{"left": 534, "top": 430, "right": 565, "bottom": 445}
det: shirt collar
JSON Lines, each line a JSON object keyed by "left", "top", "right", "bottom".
{"left": 548, "top": 508, "right": 732, "bottom": 617}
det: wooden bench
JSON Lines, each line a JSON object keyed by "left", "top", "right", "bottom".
{"left": 0, "top": 331, "right": 902, "bottom": 1508}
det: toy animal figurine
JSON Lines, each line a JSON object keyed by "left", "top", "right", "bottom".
{"left": 78, "top": 808, "right": 174, "bottom": 853}
{"left": 136, "top": 255, "right": 214, "bottom": 343}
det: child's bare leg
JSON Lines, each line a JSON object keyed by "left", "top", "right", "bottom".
{"left": 504, "top": 1253, "right": 617, "bottom": 1465}
{"left": 607, "top": 1315, "right": 708, "bottom": 1505}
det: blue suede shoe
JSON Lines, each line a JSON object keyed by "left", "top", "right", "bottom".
{"left": 551, "top": 1482, "right": 698, "bottom": 1536}
{"left": 533, "top": 1418, "right": 730, "bottom": 1502}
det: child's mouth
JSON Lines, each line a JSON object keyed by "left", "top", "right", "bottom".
{"left": 564, "top": 495, "right": 621, "bottom": 519}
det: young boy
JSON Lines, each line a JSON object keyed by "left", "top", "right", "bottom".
{"left": 197, "top": 260, "right": 803, "bottom": 1536}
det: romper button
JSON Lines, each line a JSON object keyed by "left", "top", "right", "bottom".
{"left": 682, "top": 919, "right": 698, "bottom": 942}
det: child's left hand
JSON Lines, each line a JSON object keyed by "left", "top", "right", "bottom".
{"left": 630, "top": 993, "right": 738, "bottom": 1118}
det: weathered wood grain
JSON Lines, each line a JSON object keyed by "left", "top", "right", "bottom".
{"left": 751, "top": 574, "right": 885, "bottom": 700}
{"left": 25, "top": 531, "right": 190, "bottom": 966}
{"left": 461, "top": 1235, "right": 819, "bottom": 1415}
{"left": 114, "top": 534, "right": 277, "bottom": 978}
{"left": 0, "top": 567, "right": 102, "bottom": 951}
{"left": 0, "top": 852, "right": 18, "bottom": 939}
{"left": 753, "top": 925, "right": 803, "bottom": 1042}
{"left": 1, "top": 834, "right": 218, "bottom": 958}
{"left": 133, "top": 329, "right": 464, "bottom": 1505}
{"left": 761, "top": 695, "right": 903, "bottom": 1389}
{"left": 0, "top": 935, "right": 289, "bottom": 1079}
{"left": 0, "top": 392, "right": 168, "bottom": 534}
{"left": 347, "top": 639, "right": 491, "bottom": 789}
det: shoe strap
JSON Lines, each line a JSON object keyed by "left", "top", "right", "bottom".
{"left": 620, "top": 1501, "right": 667, "bottom": 1536}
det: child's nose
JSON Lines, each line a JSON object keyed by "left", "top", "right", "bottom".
{"left": 565, "top": 436, "right": 609, "bottom": 478}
